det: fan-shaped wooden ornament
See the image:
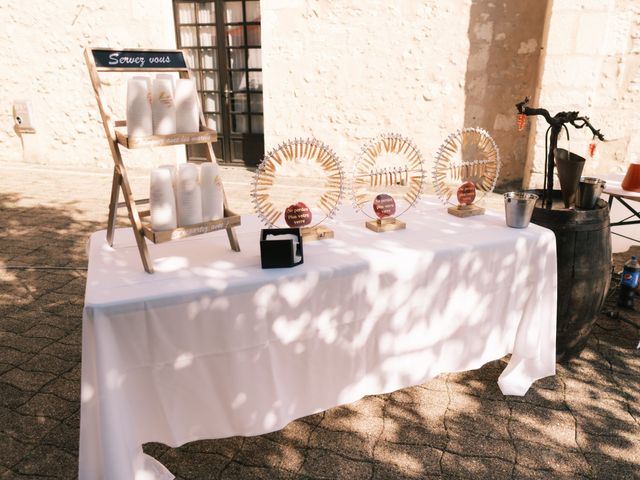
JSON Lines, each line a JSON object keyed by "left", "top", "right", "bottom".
{"left": 252, "top": 138, "right": 345, "bottom": 241}
{"left": 351, "top": 133, "right": 426, "bottom": 232}
{"left": 432, "top": 127, "right": 501, "bottom": 217}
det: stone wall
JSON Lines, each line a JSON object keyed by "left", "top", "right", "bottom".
{"left": 1, "top": 0, "right": 638, "bottom": 190}
{"left": 262, "top": 0, "right": 548, "bottom": 188}
{"left": 0, "top": 0, "right": 180, "bottom": 170}
{"left": 463, "top": 0, "right": 549, "bottom": 190}
{"left": 524, "top": 0, "right": 640, "bottom": 187}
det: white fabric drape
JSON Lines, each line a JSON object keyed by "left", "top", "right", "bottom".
{"left": 79, "top": 201, "right": 557, "bottom": 480}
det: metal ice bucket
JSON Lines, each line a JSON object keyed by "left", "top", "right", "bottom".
{"left": 576, "top": 177, "right": 606, "bottom": 210}
{"left": 504, "top": 192, "right": 539, "bottom": 228}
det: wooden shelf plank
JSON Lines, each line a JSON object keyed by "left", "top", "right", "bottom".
{"left": 141, "top": 215, "right": 241, "bottom": 243}
{"left": 115, "top": 127, "right": 218, "bottom": 149}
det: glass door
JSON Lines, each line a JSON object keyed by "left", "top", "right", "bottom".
{"left": 173, "top": 0, "right": 264, "bottom": 166}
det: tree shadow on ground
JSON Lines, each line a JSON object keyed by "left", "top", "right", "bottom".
{"left": 2, "top": 192, "right": 636, "bottom": 480}
{"left": 144, "top": 256, "right": 639, "bottom": 479}
{"left": 0, "top": 192, "right": 101, "bottom": 478}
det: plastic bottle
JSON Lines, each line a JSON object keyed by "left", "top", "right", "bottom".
{"left": 618, "top": 255, "right": 640, "bottom": 308}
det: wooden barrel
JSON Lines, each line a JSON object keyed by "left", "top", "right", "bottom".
{"left": 528, "top": 189, "right": 611, "bottom": 363}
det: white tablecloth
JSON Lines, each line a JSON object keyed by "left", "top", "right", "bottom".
{"left": 79, "top": 200, "right": 557, "bottom": 480}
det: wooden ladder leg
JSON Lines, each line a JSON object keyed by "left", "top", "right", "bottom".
{"left": 226, "top": 225, "right": 240, "bottom": 252}
{"left": 106, "top": 167, "right": 121, "bottom": 247}
{"left": 118, "top": 165, "right": 154, "bottom": 273}
{"left": 132, "top": 224, "right": 154, "bottom": 273}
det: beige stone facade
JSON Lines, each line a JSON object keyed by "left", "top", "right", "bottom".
{"left": 0, "top": 0, "right": 180, "bottom": 169}
{"left": 526, "top": 0, "right": 640, "bottom": 186}
{"left": 263, "top": 0, "right": 548, "bottom": 189}
{"left": 1, "top": 0, "right": 638, "bottom": 189}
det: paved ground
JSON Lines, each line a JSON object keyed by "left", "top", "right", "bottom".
{"left": 0, "top": 161, "right": 638, "bottom": 479}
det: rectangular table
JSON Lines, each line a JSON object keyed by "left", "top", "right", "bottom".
{"left": 79, "top": 200, "right": 557, "bottom": 480}
{"left": 602, "top": 174, "right": 640, "bottom": 252}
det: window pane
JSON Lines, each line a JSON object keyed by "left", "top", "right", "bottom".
{"left": 246, "top": 24, "right": 261, "bottom": 46}
{"left": 180, "top": 26, "right": 197, "bottom": 47}
{"left": 206, "top": 113, "right": 222, "bottom": 131}
{"left": 224, "top": 1, "right": 243, "bottom": 23}
{"left": 228, "top": 48, "right": 246, "bottom": 69}
{"left": 183, "top": 48, "right": 199, "bottom": 69}
{"left": 247, "top": 48, "right": 261, "bottom": 69}
{"left": 246, "top": 1, "right": 260, "bottom": 22}
{"left": 226, "top": 25, "right": 244, "bottom": 46}
{"left": 251, "top": 115, "right": 263, "bottom": 134}
{"left": 204, "top": 93, "right": 220, "bottom": 112}
{"left": 231, "top": 93, "right": 248, "bottom": 113}
{"left": 231, "top": 71, "right": 246, "bottom": 90}
{"left": 248, "top": 71, "right": 262, "bottom": 91}
{"left": 250, "top": 94, "right": 263, "bottom": 113}
{"left": 232, "top": 115, "right": 249, "bottom": 133}
{"left": 178, "top": 2, "right": 196, "bottom": 23}
{"left": 204, "top": 72, "right": 218, "bottom": 90}
{"left": 198, "top": 2, "right": 215, "bottom": 23}
{"left": 202, "top": 49, "right": 217, "bottom": 69}
{"left": 199, "top": 26, "right": 216, "bottom": 47}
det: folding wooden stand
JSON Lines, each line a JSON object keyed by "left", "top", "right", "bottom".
{"left": 85, "top": 47, "right": 240, "bottom": 273}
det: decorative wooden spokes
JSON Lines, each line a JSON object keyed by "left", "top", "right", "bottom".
{"left": 351, "top": 133, "right": 425, "bottom": 220}
{"left": 432, "top": 127, "right": 501, "bottom": 205}
{"left": 252, "top": 138, "right": 345, "bottom": 228}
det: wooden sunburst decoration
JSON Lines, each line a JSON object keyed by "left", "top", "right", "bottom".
{"left": 252, "top": 138, "right": 345, "bottom": 240}
{"left": 432, "top": 127, "right": 501, "bottom": 217}
{"left": 351, "top": 133, "right": 426, "bottom": 232}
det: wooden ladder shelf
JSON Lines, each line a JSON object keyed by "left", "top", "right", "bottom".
{"left": 84, "top": 47, "right": 241, "bottom": 273}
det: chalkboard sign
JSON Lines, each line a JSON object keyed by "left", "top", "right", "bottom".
{"left": 91, "top": 49, "right": 187, "bottom": 70}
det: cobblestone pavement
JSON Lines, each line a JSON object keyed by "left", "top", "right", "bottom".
{"left": 1, "top": 162, "right": 638, "bottom": 479}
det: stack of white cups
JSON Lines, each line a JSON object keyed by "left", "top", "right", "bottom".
{"left": 150, "top": 162, "right": 225, "bottom": 230}
{"left": 175, "top": 78, "right": 200, "bottom": 134}
{"left": 200, "top": 162, "right": 224, "bottom": 221}
{"left": 126, "top": 74, "right": 201, "bottom": 137}
{"left": 152, "top": 78, "right": 177, "bottom": 135}
{"left": 126, "top": 78, "right": 153, "bottom": 137}
{"left": 176, "top": 163, "right": 203, "bottom": 226}
{"left": 149, "top": 169, "right": 177, "bottom": 231}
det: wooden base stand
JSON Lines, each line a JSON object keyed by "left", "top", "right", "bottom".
{"left": 366, "top": 217, "right": 406, "bottom": 233}
{"left": 301, "top": 225, "right": 334, "bottom": 242}
{"left": 447, "top": 204, "right": 485, "bottom": 218}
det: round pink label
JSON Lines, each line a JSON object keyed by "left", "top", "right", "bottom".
{"left": 457, "top": 181, "right": 476, "bottom": 205}
{"left": 373, "top": 194, "right": 396, "bottom": 219}
{"left": 284, "top": 202, "right": 312, "bottom": 227}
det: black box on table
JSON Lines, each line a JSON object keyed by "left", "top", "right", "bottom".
{"left": 260, "top": 228, "right": 304, "bottom": 269}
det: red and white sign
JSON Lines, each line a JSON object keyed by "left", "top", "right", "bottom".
{"left": 284, "top": 202, "right": 312, "bottom": 227}
{"left": 373, "top": 194, "right": 396, "bottom": 218}
{"left": 457, "top": 181, "right": 476, "bottom": 206}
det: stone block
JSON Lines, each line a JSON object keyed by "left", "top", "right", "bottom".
{"left": 552, "top": 0, "right": 611, "bottom": 12}
{"left": 546, "top": 13, "right": 579, "bottom": 54}
{"left": 575, "top": 12, "right": 609, "bottom": 55}
{"left": 543, "top": 55, "right": 600, "bottom": 88}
